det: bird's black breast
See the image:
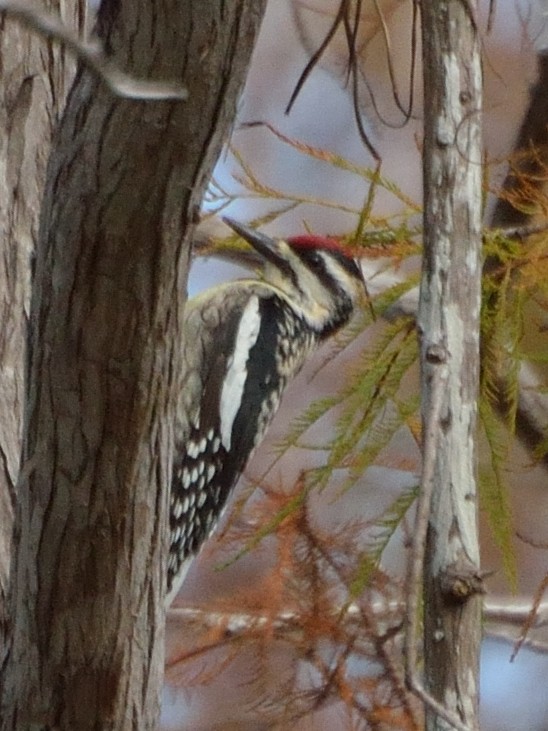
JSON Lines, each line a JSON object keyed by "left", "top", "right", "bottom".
{"left": 168, "top": 292, "right": 317, "bottom": 593}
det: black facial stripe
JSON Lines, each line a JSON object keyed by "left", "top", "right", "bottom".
{"left": 293, "top": 246, "right": 360, "bottom": 296}
{"left": 294, "top": 248, "right": 333, "bottom": 290}
{"left": 323, "top": 248, "right": 363, "bottom": 281}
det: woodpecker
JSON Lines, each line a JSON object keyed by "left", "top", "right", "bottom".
{"left": 167, "top": 218, "right": 365, "bottom": 604}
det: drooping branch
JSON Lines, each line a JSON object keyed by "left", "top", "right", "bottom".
{"left": 0, "top": 0, "right": 188, "bottom": 100}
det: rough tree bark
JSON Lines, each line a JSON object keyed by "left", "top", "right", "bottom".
{"left": 0, "top": 0, "right": 85, "bottom": 656}
{"left": 0, "top": 1, "right": 266, "bottom": 729}
{"left": 419, "top": 1, "right": 483, "bottom": 729}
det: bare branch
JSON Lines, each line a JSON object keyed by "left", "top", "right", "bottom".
{"left": 166, "top": 597, "right": 548, "bottom": 664}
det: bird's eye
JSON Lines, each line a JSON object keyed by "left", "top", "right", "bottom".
{"left": 309, "top": 251, "right": 324, "bottom": 267}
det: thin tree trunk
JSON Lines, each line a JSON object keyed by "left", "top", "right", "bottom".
{"left": 488, "top": 52, "right": 548, "bottom": 462}
{"left": 419, "top": 1, "right": 483, "bottom": 729}
{"left": 0, "top": 1, "right": 266, "bottom": 729}
{"left": 0, "top": 0, "right": 85, "bottom": 657}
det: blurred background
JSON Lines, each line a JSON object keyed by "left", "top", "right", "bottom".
{"left": 162, "top": 1, "right": 548, "bottom": 728}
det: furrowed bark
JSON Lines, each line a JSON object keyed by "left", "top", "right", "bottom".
{"left": 0, "top": 1, "right": 266, "bottom": 729}
{"left": 0, "top": 0, "right": 85, "bottom": 660}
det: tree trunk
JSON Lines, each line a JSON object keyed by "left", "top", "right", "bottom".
{"left": 0, "top": 1, "right": 266, "bottom": 729}
{"left": 487, "top": 53, "right": 548, "bottom": 461}
{"left": 0, "top": 0, "right": 85, "bottom": 658}
{"left": 419, "top": 1, "right": 483, "bottom": 729}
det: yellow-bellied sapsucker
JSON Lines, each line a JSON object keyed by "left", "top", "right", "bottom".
{"left": 167, "top": 218, "right": 365, "bottom": 604}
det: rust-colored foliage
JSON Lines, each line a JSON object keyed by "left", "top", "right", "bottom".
{"left": 166, "top": 476, "right": 422, "bottom": 730}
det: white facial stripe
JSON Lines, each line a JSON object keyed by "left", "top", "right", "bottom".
{"left": 318, "top": 251, "right": 360, "bottom": 300}
{"left": 219, "top": 295, "right": 261, "bottom": 450}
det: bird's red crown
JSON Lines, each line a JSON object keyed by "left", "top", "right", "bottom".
{"left": 287, "top": 234, "right": 351, "bottom": 257}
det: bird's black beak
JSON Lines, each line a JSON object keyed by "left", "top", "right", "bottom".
{"left": 223, "top": 216, "right": 290, "bottom": 272}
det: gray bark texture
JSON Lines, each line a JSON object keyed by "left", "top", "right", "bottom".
{"left": 0, "top": 1, "right": 266, "bottom": 729}
{"left": 419, "top": 1, "right": 483, "bottom": 729}
{"left": 0, "top": 0, "right": 85, "bottom": 658}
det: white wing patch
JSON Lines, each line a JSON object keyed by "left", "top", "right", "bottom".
{"left": 220, "top": 295, "right": 261, "bottom": 451}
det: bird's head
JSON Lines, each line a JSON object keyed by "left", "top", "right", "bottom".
{"left": 223, "top": 217, "right": 365, "bottom": 337}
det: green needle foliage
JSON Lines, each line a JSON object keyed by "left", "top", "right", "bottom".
{"left": 204, "top": 134, "right": 548, "bottom": 592}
